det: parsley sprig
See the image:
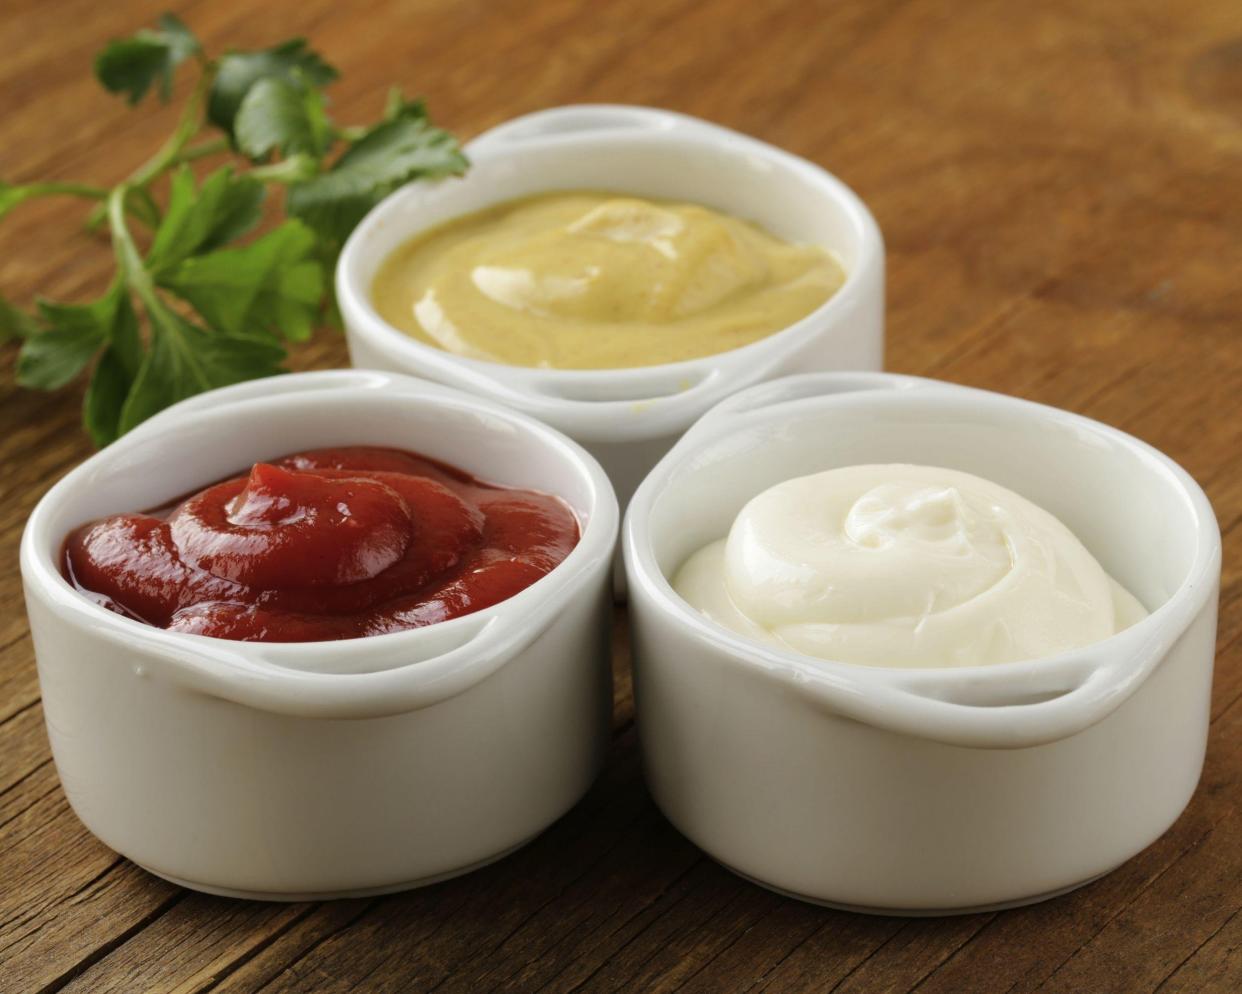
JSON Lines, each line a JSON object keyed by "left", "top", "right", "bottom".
{"left": 0, "top": 14, "right": 466, "bottom": 446}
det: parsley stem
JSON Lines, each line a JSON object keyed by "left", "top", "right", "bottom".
{"left": 10, "top": 181, "right": 109, "bottom": 202}
{"left": 247, "top": 153, "right": 318, "bottom": 184}
{"left": 179, "top": 138, "right": 229, "bottom": 162}
{"left": 107, "top": 184, "right": 209, "bottom": 395}
{"left": 107, "top": 186, "right": 158, "bottom": 308}
{"left": 131, "top": 71, "right": 215, "bottom": 188}
{"left": 5, "top": 181, "right": 113, "bottom": 231}
{"left": 87, "top": 69, "right": 220, "bottom": 230}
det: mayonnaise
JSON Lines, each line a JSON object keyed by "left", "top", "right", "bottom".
{"left": 673, "top": 464, "right": 1147, "bottom": 668}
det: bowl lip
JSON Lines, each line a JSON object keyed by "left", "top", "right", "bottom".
{"left": 623, "top": 372, "right": 1221, "bottom": 695}
{"left": 335, "top": 103, "right": 884, "bottom": 397}
{"left": 19, "top": 369, "right": 620, "bottom": 677}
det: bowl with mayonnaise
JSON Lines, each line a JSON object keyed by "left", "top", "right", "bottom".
{"left": 623, "top": 372, "right": 1220, "bottom": 914}
{"left": 337, "top": 104, "right": 883, "bottom": 511}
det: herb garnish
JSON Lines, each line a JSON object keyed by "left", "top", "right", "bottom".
{"left": 0, "top": 13, "right": 466, "bottom": 446}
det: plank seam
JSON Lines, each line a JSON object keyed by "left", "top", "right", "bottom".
{"left": 0, "top": 631, "right": 32, "bottom": 660}
{"left": 1150, "top": 901, "right": 1242, "bottom": 994}
{"left": 193, "top": 903, "right": 323, "bottom": 994}
{"left": 0, "top": 755, "right": 52, "bottom": 805}
{"left": 825, "top": 923, "right": 909, "bottom": 994}
{"left": 1208, "top": 624, "right": 1242, "bottom": 726}
{"left": 738, "top": 913, "right": 863, "bottom": 994}
{"left": 0, "top": 689, "right": 39, "bottom": 731}
{"left": 64, "top": 855, "right": 125, "bottom": 906}
{"left": 541, "top": 854, "right": 707, "bottom": 994}
{"left": 497, "top": 851, "right": 693, "bottom": 991}
{"left": 568, "top": 860, "right": 728, "bottom": 994}
{"left": 1023, "top": 824, "right": 1218, "bottom": 993}
{"left": 745, "top": 917, "right": 849, "bottom": 994}
{"left": 421, "top": 804, "right": 656, "bottom": 994}
{"left": 662, "top": 889, "right": 777, "bottom": 993}
{"left": 32, "top": 889, "right": 186, "bottom": 994}
{"left": 904, "top": 914, "right": 1001, "bottom": 994}
{"left": 0, "top": 782, "right": 66, "bottom": 846}
{"left": 252, "top": 898, "right": 385, "bottom": 994}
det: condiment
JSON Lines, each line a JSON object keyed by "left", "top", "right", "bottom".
{"left": 371, "top": 192, "right": 845, "bottom": 369}
{"left": 63, "top": 446, "right": 579, "bottom": 643}
{"left": 674, "top": 464, "right": 1147, "bottom": 668}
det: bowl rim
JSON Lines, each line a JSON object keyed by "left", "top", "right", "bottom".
{"left": 19, "top": 370, "right": 620, "bottom": 718}
{"left": 622, "top": 371, "right": 1222, "bottom": 748}
{"left": 334, "top": 104, "right": 884, "bottom": 430}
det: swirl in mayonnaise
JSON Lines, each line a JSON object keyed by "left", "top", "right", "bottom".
{"left": 673, "top": 464, "right": 1147, "bottom": 668}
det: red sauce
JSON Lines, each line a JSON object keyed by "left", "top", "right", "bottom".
{"left": 62, "top": 446, "right": 580, "bottom": 643}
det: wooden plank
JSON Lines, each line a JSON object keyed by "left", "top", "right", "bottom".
{"left": 1156, "top": 906, "right": 1242, "bottom": 994}
{"left": 60, "top": 899, "right": 317, "bottom": 994}
{"left": 0, "top": 701, "right": 53, "bottom": 829}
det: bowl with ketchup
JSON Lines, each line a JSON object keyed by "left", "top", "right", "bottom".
{"left": 20, "top": 369, "right": 618, "bottom": 900}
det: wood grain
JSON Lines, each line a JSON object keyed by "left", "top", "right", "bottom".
{"left": 2, "top": 0, "right": 1241, "bottom": 991}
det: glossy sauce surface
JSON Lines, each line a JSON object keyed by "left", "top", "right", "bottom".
{"left": 675, "top": 464, "right": 1147, "bottom": 668}
{"left": 371, "top": 191, "right": 845, "bottom": 369}
{"left": 63, "top": 447, "right": 580, "bottom": 642}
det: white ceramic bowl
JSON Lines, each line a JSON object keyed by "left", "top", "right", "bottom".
{"left": 20, "top": 370, "right": 618, "bottom": 900}
{"left": 337, "top": 104, "right": 885, "bottom": 511}
{"left": 624, "top": 372, "right": 1220, "bottom": 914}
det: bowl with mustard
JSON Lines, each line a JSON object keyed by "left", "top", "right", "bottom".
{"left": 623, "top": 372, "right": 1220, "bottom": 914}
{"left": 336, "top": 104, "right": 884, "bottom": 510}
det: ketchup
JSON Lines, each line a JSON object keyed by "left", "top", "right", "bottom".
{"left": 62, "top": 447, "right": 580, "bottom": 643}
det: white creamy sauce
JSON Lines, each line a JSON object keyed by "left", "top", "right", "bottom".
{"left": 673, "top": 464, "right": 1147, "bottom": 668}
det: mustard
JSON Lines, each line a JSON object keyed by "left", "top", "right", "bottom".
{"left": 370, "top": 191, "right": 845, "bottom": 369}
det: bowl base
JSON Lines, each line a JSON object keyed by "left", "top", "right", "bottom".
{"left": 135, "top": 835, "right": 535, "bottom": 902}
{"left": 717, "top": 860, "right": 1110, "bottom": 917}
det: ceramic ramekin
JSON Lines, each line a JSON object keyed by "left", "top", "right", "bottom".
{"left": 20, "top": 370, "right": 618, "bottom": 900}
{"left": 337, "top": 104, "right": 884, "bottom": 511}
{"left": 624, "top": 372, "right": 1220, "bottom": 914}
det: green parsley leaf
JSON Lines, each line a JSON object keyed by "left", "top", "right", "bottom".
{"left": 0, "top": 293, "right": 39, "bottom": 341}
{"left": 200, "top": 176, "right": 266, "bottom": 252}
{"left": 117, "top": 307, "right": 285, "bottom": 435}
{"left": 157, "top": 220, "right": 324, "bottom": 341}
{"left": 382, "top": 90, "right": 428, "bottom": 124}
{"left": 146, "top": 166, "right": 265, "bottom": 272}
{"left": 95, "top": 13, "right": 200, "bottom": 105}
{"left": 84, "top": 349, "right": 134, "bottom": 448}
{"left": 208, "top": 39, "right": 338, "bottom": 139}
{"left": 288, "top": 115, "right": 467, "bottom": 242}
{"left": 16, "top": 296, "right": 113, "bottom": 389}
{"left": 4, "top": 16, "right": 464, "bottom": 447}
{"left": 235, "top": 76, "right": 333, "bottom": 161}
{"left": 83, "top": 293, "right": 143, "bottom": 447}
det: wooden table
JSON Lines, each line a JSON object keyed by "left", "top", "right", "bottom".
{"left": 3, "top": 0, "right": 1240, "bottom": 990}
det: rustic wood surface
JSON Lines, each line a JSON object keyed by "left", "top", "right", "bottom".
{"left": 2, "top": 0, "right": 1241, "bottom": 991}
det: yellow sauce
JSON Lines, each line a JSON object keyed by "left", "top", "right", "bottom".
{"left": 370, "top": 192, "right": 845, "bottom": 369}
